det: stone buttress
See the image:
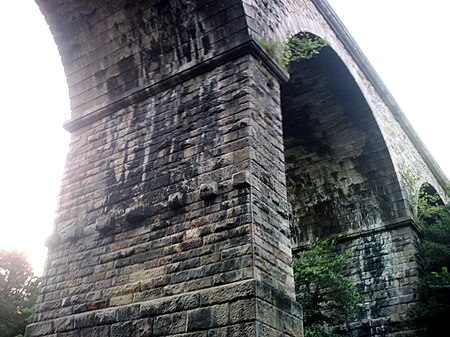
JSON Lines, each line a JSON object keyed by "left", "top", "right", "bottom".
{"left": 27, "top": 1, "right": 301, "bottom": 336}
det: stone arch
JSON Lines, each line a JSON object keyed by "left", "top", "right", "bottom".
{"left": 281, "top": 32, "right": 404, "bottom": 249}
{"left": 280, "top": 31, "right": 424, "bottom": 336}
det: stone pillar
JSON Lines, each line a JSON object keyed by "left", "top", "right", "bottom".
{"left": 27, "top": 2, "right": 302, "bottom": 334}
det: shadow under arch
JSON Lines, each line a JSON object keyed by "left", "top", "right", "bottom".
{"left": 281, "top": 32, "right": 404, "bottom": 250}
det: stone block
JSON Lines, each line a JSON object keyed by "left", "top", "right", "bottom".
{"left": 94, "top": 216, "right": 116, "bottom": 233}
{"left": 168, "top": 192, "right": 187, "bottom": 209}
{"left": 111, "top": 322, "right": 132, "bottom": 337}
{"left": 199, "top": 281, "right": 255, "bottom": 306}
{"left": 132, "top": 318, "right": 153, "bottom": 337}
{"left": 232, "top": 171, "right": 252, "bottom": 189}
{"left": 25, "top": 321, "right": 54, "bottom": 337}
{"left": 54, "top": 317, "right": 74, "bottom": 333}
{"left": 207, "top": 322, "right": 255, "bottom": 337}
{"left": 73, "top": 312, "right": 94, "bottom": 329}
{"left": 45, "top": 233, "right": 59, "bottom": 248}
{"left": 125, "top": 206, "right": 148, "bottom": 226}
{"left": 153, "top": 312, "right": 187, "bottom": 335}
{"left": 140, "top": 293, "right": 200, "bottom": 317}
{"left": 199, "top": 182, "right": 219, "bottom": 200}
{"left": 230, "top": 298, "right": 256, "bottom": 323}
{"left": 79, "top": 326, "right": 110, "bottom": 337}
{"left": 116, "top": 304, "right": 141, "bottom": 321}
{"left": 93, "top": 309, "right": 116, "bottom": 325}
{"left": 186, "top": 304, "right": 229, "bottom": 331}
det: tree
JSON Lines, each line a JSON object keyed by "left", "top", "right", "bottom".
{"left": 0, "top": 250, "right": 39, "bottom": 337}
{"left": 293, "top": 240, "right": 362, "bottom": 337}
{"left": 411, "top": 187, "right": 450, "bottom": 337}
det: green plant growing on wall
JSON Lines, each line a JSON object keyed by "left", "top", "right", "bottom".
{"left": 293, "top": 239, "right": 362, "bottom": 337}
{"left": 260, "top": 33, "right": 329, "bottom": 68}
{"left": 260, "top": 39, "right": 280, "bottom": 60}
{"left": 281, "top": 33, "right": 329, "bottom": 67}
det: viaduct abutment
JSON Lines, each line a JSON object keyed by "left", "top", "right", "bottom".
{"left": 27, "top": 0, "right": 448, "bottom": 336}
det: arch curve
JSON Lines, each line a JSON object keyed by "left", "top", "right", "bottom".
{"left": 281, "top": 37, "right": 404, "bottom": 247}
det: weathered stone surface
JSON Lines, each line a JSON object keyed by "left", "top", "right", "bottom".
{"left": 232, "top": 171, "right": 252, "bottom": 189}
{"left": 186, "top": 304, "right": 229, "bottom": 331}
{"left": 25, "top": 322, "right": 54, "bottom": 337}
{"left": 140, "top": 293, "right": 200, "bottom": 317}
{"left": 131, "top": 318, "right": 153, "bottom": 337}
{"left": 230, "top": 298, "right": 256, "bottom": 323}
{"left": 28, "top": 0, "right": 448, "bottom": 337}
{"left": 153, "top": 312, "right": 187, "bottom": 335}
{"left": 111, "top": 322, "right": 132, "bottom": 337}
{"left": 199, "top": 182, "right": 219, "bottom": 200}
{"left": 207, "top": 323, "right": 255, "bottom": 337}
{"left": 54, "top": 317, "right": 74, "bottom": 333}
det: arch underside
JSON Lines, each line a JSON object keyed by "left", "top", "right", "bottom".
{"left": 282, "top": 46, "right": 405, "bottom": 248}
{"left": 281, "top": 44, "right": 422, "bottom": 335}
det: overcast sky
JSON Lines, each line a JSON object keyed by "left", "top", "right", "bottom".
{"left": 0, "top": 1, "right": 448, "bottom": 275}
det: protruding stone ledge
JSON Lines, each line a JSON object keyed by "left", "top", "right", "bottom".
{"left": 293, "top": 217, "right": 422, "bottom": 252}
{"left": 45, "top": 225, "right": 82, "bottom": 248}
{"left": 63, "top": 40, "right": 289, "bottom": 133}
{"left": 124, "top": 206, "right": 149, "bottom": 226}
{"left": 26, "top": 280, "right": 303, "bottom": 337}
{"left": 25, "top": 321, "right": 54, "bottom": 337}
{"left": 232, "top": 171, "right": 252, "bottom": 189}
{"left": 44, "top": 233, "right": 59, "bottom": 248}
{"left": 94, "top": 216, "right": 116, "bottom": 234}
{"left": 199, "top": 182, "right": 219, "bottom": 200}
{"left": 168, "top": 192, "right": 187, "bottom": 210}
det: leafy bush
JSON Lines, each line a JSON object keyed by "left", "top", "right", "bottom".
{"left": 282, "top": 33, "right": 329, "bottom": 66}
{"left": 293, "top": 240, "right": 361, "bottom": 337}
{"left": 411, "top": 188, "right": 450, "bottom": 337}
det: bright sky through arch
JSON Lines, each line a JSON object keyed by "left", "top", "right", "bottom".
{"left": 0, "top": 1, "right": 70, "bottom": 275}
{"left": 0, "top": 1, "right": 448, "bottom": 275}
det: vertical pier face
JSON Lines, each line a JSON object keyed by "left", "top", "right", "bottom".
{"left": 28, "top": 1, "right": 302, "bottom": 336}
{"left": 29, "top": 0, "right": 448, "bottom": 336}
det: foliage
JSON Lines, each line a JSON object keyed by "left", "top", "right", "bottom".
{"left": 410, "top": 186, "right": 450, "bottom": 337}
{"left": 293, "top": 240, "right": 362, "bottom": 337}
{"left": 260, "top": 33, "right": 329, "bottom": 68}
{"left": 260, "top": 39, "right": 280, "bottom": 60}
{"left": 0, "top": 250, "right": 39, "bottom": 337}
{"left": 281, "top": 33, "right": 329, "bottom": 67}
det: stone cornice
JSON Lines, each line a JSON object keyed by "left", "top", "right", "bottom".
{"left": 63, "top": 39, "right": 288, "bottom": 133}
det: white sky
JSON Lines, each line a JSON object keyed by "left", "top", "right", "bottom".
{"left": 0, "top": 1, "right": 448, "bottom": 275}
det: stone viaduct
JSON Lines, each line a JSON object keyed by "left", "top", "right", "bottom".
{"left": 27, "top": 0, "right": 448, "bottom": 336}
